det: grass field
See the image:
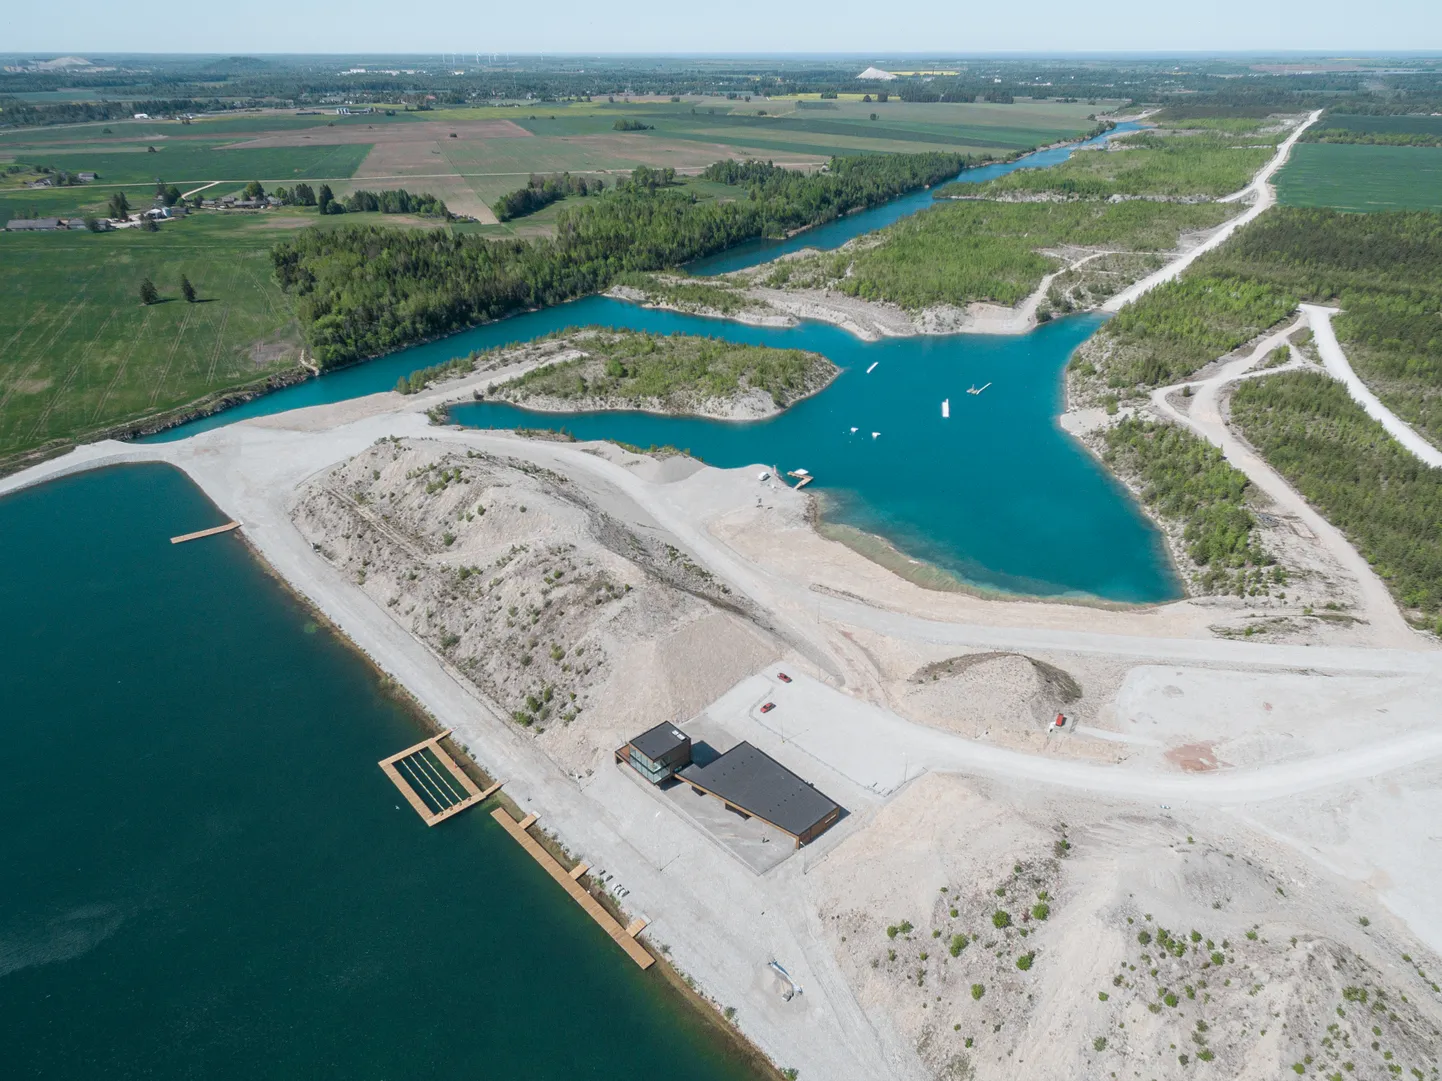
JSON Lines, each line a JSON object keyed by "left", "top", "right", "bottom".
{"left": 0, "top": 213, "right": 306, "bottom": 466}
{"left": 1277, "top": 143, "right": 1442, "bottom": 211}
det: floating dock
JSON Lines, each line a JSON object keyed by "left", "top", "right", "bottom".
{"left": 170, "top": 521, "right": 240, "bottom": 544}
{"left": 490, "top": 807, "right": 655, "bottom": 969}
{"left": 379, "top": 729, "right": 501, "bottom": 826}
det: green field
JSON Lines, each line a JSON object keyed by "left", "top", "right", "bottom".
{"left": 0, "top": 214, "right": 304, "bottom": 468}
{"left": 2, "top": 142, "right": 373, "bottom": 187}
{"left": 1278, "top": 143, "right": 1442, "bottom": 211}
{"left": 1315, "top": 114, "right": 1442, "bottom": 137}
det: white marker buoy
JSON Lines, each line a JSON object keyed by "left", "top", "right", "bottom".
{"left": 866, "top": 362, "right": 878, "bottom": 374}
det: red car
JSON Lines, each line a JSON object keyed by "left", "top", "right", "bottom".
{"left": 760, "top": 702, "right": 777, "bottom": 714}
{"left": 777, "top": 672, "right": 793, "bottom": 684}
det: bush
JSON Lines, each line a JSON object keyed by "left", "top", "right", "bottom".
{"left": 992, "top": 910, "right": 1012, "bottom": 929}
{"left": 1031, "top": 902, "right": 1050, "bottom": 921}
{"left": 1094, "top": 1037, "right": 1108, "bottom": 1052}
{"left": 971, "top": 983, "right": 985, "bottom": 1000}
{"left": 1016, "top": 952, "right": 1035, "bottom": 971}
{"left": 949, "top": 934, "right": 969, "bottom": 957}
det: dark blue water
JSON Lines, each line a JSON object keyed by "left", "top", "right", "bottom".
{"left": 684, "top": 122, "right": 1141, "bottom": 276}
{"left": 144, "top": 119, "right": 1175, "bottom": 603}
{"left": 0, "top": 464, "right": 762, "bottom": 1081}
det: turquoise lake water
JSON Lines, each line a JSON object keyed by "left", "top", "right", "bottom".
{"left": 0, "top": 464, "right": 762, "bottom": 1081}
{"left": 143, "top": 116, "right": 1176, "bottom": 603}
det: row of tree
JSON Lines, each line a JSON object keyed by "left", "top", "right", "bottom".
{"left": 493, "top": 173, "right": 604, "bottom": 221}
{"left": 271, "top": 151, "right": 968, "bottom": 367}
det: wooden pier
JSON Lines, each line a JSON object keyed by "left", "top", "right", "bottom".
{"left": 379, "top": 729, "right": 501, "bottom": 826}
{"left": 170, "top": 521, "right": 240, "bottom": 544}
{"left": 490, "top": 807, "right": 655, "bottom": 970}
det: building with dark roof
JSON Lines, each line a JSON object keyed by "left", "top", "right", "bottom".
{"left": 5, "top": 217, "right": 63, "bottom": 231}
{"left": 678, "top": 741, "right": 842, "bottom": 847}
{"left": 615, "top": 721, "right": 692, "bottom": 784}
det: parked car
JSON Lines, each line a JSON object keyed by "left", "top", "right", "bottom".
{"left": 777, "top": 672, "right": 792, "bottom": 683}
{"left": 760, "top": 702, "right": 776, "bottom": 714}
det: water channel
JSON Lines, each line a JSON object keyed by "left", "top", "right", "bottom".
{"left": 148, "top": 119, "right": 1173, "bottom": 603}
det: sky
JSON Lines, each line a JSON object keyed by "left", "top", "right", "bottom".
{"left": 4, "top": 0, "right": 1441, "bottom": 55}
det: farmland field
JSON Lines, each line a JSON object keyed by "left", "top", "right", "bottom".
{"left": 1277, "top": 143, "right": 1442, "bottom": 212}
{"left": 0, "top": 214, "right": 307, "bottom": 468}
{"left": 2, "top": 99, "right": 1102, "bottom": 227}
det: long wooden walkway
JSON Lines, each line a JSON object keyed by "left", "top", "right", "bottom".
{"left": 379, "top": 729, "right": 501, "bottom": 826}
{"left": 490, "top": 807, "right": 654, "bottom": 970}
{"left": 170, "top": 521, "right": 240, "bottom": 544}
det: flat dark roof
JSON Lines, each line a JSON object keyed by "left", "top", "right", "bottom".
{"left": 630, "top": 721, "right": 690, "bottom": 762}
{"left": 678, "top": 742, "right": 840, "bottom": 837}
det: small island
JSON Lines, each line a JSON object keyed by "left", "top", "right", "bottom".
{"left": 483, "top": 327, "right": 838, "bottom": 420}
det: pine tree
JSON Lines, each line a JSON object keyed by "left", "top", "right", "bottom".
{"left": 108, "top": 190, "right": 130, "bottom": 220}
{"left": 139, "top": 277, "right": 159, "bottom": 305}
{"left": 180, "top": 275, "right": 196, "bottom": 303}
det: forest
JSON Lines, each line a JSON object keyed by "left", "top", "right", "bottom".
{"left": 493, "top": 173, "right": 604, "bottom": 221}
{"left": 946, "top": 132, "right": 1276, "bottom": 201}
{"left": 1084, "top": 207, "right": 1442, "bottom": 406}
{"left": 766, "top": 199, "right": 1232, "bottom": 310}
{"left": 1231, "top": 371, "right": 1442, "bottom": 623}
{"left": 1099, "top": 416, "right": 1275, "bottom": 595}
{"left": 271, "top": 151, "right": 968, "bottom": 365}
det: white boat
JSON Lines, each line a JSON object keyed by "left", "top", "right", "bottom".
{"left": 865, "top": 362, "right": 878, "bottom": 374}
{"left": 871, "top": 431, "right": 880, "bottom": 439}
{"left": 942, "top": 399, "right": 950, "bottom": 418}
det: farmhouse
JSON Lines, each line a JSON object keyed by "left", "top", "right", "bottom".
{"left": 5, "top": 217, "right": 64, "bottom": 231}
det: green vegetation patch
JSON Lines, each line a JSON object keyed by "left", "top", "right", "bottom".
{"left": 797, "top": 199, "right": 1234, "bottom": 310}
{"left": 0, "top": 215, "right": 301, "bottom": 468}
{"left": 1231, "top": 371, "right": 1442, "bottom": 621}
{"left": 489, "top": 328, "right": 835, "bottom": 412}
{"left": 1278, "top": 143, "right": 1442, "bottom": 212}
{"left": 274, "top": 152, "right": 968, "bottom": 366}
{"left": 1082, "top": 207, "right": 1442, "bottom": 397}
{"left": 946, "top": 132, "right": 1276, "bottom": 200}
{"left": 1305, "top": 114, "right": 1442, "bottom": 147}
{"left": 1101, "top": 417, "right": 1275, "bottom": 593}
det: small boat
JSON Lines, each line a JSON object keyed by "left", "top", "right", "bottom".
{"left": 850, "top": 426, "right": 858, "bottom": 433}
{"left": 942, "top": 399, "right": 950, "bottom": 418}
{"left": 871, "top": 431, "right": 880, "bottom": 439}
{"left": 866, "top": 362, "right": 878, "bottom": 374}
{"left": 966, "top": 382, "right": 993, "bottom": 396}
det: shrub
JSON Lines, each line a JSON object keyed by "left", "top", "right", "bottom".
{"left": 1032, "top": 902, "right": 1050, "bottom": 921}
{"left": 1138, "top": 930, "right": 1152, "bottom": 946}
{"left": 1094, "top": 1037, "right": 1108, "bottom": 1052}
{"left": 992, "top": 910, "right": 1012, "bottom": 929}
{"left": 949, "top": 934, "right": 969, "bottom": 957}
{"left": 1016, "top": 952, "right": 1035, "bottom": 971}
{"left": 971, "top": 983, "right": 985, "bottom": 1000}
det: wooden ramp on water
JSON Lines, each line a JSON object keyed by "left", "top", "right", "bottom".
{"left": 379, "top": 729, "right": 501, "bottom": 826}
{"left": 490, "top": 807, "right": 655, "bottom": 970}
{"left": 170, "top": 521, "right": 240, "bottom": 544}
